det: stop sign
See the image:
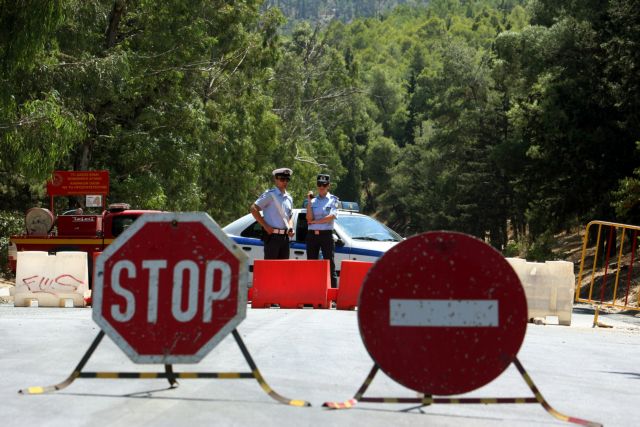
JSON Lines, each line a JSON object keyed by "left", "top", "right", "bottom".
{"left": 358, "top": 231, "right": 527, "bottom": 395}
{"left": 92, "top": 212, "right": 248, "bottom": 364}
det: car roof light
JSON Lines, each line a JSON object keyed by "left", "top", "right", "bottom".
{"left": 339, "top": 201, "right": 359, "bottom": 212}
{"left": 301, "top": 200, "right": 360, "bottom": 212}
{"left": 107, "top": 203, "right": 131, "bottom": 212}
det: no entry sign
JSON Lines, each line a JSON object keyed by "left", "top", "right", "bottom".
{"left": 358, "top": 231, "right": 527, "bottom": 395}
{"left": 93, "top": 212, "right": 248, "bottom": 364}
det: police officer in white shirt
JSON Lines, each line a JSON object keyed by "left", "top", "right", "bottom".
{"left": 250, "top": 167, "right": 294, "bottom": 260}
{"left": 306, "top": 173, "right": 339, "bottom": 287}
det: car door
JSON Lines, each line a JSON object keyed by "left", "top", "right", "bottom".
{"left": 235, "top": 220, "right": 265, "bottom": 281}
{"left": 291, "top": 211, "right": 308, "bottom": 260}
{"left": 333, "top": 228, "right": 351, "bottom": 277}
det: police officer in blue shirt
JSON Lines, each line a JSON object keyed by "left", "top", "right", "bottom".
{"left": 250, "top": 167, "right": 294, "bottom": 260}
{"left": 306, "top": 173, "right": 339, "bottom": 287}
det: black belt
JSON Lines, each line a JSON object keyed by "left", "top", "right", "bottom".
{"left": 310, "top": 229, "right": 332, "bottom": 235}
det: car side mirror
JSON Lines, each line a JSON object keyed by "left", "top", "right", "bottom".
{"left": 333, "top": 233, "right": 344, "bottom": 247}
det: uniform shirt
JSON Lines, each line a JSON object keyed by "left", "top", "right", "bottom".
{"left": 255, "top": 187, "right": 293, "bottom": 229}
{"left": 308, "top": 193, "right": 339, "bottom": 231}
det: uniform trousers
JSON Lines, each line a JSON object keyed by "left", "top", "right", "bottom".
{"left": 263, "top": 234, "right": 290, "bottom": 259}
{"left": 306, "top": 230, "right": 337, "bottom": 288}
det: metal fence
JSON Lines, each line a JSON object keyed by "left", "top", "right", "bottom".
{"left": 575, "top": 220, "right": 640, "bottom": 315}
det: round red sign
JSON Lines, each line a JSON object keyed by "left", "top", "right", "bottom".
{"left": 358, "top": 231, "right": 527, "bottom": 395}
{"left": 93, "top": 212, "right": 248, "bottom": 364}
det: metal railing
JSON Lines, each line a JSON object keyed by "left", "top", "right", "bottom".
{"left": 575, "top": 221, "right": 640, "bottom": 324}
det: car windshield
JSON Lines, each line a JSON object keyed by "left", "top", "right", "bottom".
{"left": 336, "top": 215, "right": 402, "bottom": 242}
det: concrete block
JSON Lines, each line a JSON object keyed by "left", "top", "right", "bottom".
{"left": 14, "top": 251, "right": 88, "bottom": 308}
{"left": 507, "top": 258, "right": 575, "bottom": 326}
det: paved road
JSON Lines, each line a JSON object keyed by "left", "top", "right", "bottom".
{"left": 1, "top": 305, "right": 638, "bottom": 427}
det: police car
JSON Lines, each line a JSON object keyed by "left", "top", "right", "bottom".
{"left": 223, "top": 202, "right": 402, "bottom": 283}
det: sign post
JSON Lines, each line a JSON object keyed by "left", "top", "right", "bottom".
{"left": 20, "top": 212, "right": 309, "bottom": 407}
{"left": 324, "top": 231, "right": 600, "bottom": 427}
{"left": 358, "top": 230, "right": 527, "bottom": 395}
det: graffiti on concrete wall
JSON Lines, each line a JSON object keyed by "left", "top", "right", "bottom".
{"left": 20, "top": 274, "right": 86, "bottom": 295}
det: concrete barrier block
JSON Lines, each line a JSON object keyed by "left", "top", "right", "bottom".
{"left": 507, "top": 258, "right": 575, "bottom": 326}
{"left": 14, "top": 251, "right": 89, "bottom": 308}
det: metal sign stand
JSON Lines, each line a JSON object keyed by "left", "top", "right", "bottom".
{"left": 19, "top": 330, "right": 310, "bottom": 407}
{"left": 331, "top": 231, "right": 602, "bottom": 427}
{"left": 323, "top": 359, "right": 601, "bottom": 427}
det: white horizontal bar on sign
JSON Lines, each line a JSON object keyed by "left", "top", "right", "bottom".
{"left": 389, "top": 299, "right": 499, "bottom": 327}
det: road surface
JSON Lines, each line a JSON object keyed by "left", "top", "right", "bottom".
{"left": 1, "top": 305, "right": 638, "bottom": 427}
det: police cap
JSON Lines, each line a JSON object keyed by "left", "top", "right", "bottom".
{"left": 272, "top": 167, "right": 292, "bottom": 179}
{"left": 317, "top": 174, "right": 330, "bottom": 185}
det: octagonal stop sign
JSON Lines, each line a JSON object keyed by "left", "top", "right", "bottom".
{"left": 93, "top": 212, "right": 248, "bottom": 364}
{"left": 358, "top": 231, "right": 527, "bottom": 396}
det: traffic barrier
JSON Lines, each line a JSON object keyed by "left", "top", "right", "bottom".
{"left": 574, "top": 220, "right": 640, "bottom": 325}
{"left": 19, "top": 212, "right": 310, "bottom": 407}
{"left": 326, "top": 288, "right": 338, "bottom": 305}
{"left": 507, "top": 258, "right": 575, "bottom": 326}
{"left": 336, "top": 260, "right": 373, "bottom": 310}
{"left": 14, "top": 251, "right": 89, "bottom": 307}
{"left": 86, "top": 251, "right": 102, "bottom": 306}
{"left": 323, "top": 232, "right": 601, "bottom": 427}
{"left": 251, "top": 260, "right": 330, "bottom": 308}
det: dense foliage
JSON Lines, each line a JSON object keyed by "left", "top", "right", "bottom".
{"left": 1, "top": 0, "right": 639, "bottom": 259}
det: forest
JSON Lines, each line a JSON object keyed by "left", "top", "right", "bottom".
{"left": 1, "top": 0, "right": 639, "bottom": 270}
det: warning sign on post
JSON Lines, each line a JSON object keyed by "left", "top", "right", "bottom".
{"left": 47, "top": 170, "right": 109, "bottom": 196}
{"left": 85, "top": 195, "right": 103, "bottom": 207}
{"left": 358, "top": 231, "right": 528, "bottom": 395}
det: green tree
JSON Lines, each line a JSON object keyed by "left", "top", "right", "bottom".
{"left": 0, "top": 0, "right": 76, "bottom": 209}
{"left": 2, "top": 1, "right": 285, "bottom": 223}
{"left": 496, "top": 2, "right": 639, "bottom": 234}
{"left": 272, "top": 21, "right": 377, "bottom": 204}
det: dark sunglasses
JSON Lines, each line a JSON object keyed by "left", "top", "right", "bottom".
{"left": 317, "top": 182, "right": 329, "bottom": 187}
{"left": 277, "top": 176, "right": 290, "bottom": 182}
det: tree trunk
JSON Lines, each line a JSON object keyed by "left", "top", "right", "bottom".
{"left": 105, "top": 0, "right": 127, "bottom": 49}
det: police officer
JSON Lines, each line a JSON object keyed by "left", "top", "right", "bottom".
{"left": 306, "top": 173, "right": 339, "bottom": 287}
{"left": 250, "top": 167, "right": 294, "bottom": 260}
